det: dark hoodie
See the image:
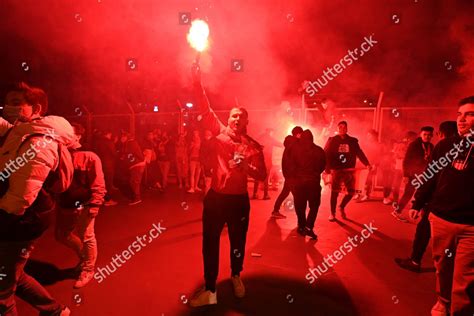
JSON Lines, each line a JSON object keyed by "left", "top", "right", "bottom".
{"left": 117, "top": 139, "right": 144, "bottom": 169}
{"left": 287, "top": 130, "right": 326, "bottom": 182}
{"left": 281, "top": 135, "right": 298, "bottom": 179}
{"left": 412, "top": 135, "right": 474, "bottom": 225}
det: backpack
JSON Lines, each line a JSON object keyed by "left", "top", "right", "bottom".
{"left": 17, "top": 133, "right": 74, "bottom": 194}
{"left": 0, "top": 133, "right": 74, "bottom": 241}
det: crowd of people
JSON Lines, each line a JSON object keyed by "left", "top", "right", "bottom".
{"left": 0, "top": 77, "right": 472, "bottom": 316}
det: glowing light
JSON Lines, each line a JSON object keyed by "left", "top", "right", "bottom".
{"left": 153, "top": 105, "right": 159, "bottom": 112}
{"left": 187, "top": 19, "right": 209, "bottom": 52}
{"left": 186, "top": 102, "right": 193, "bottom": 109}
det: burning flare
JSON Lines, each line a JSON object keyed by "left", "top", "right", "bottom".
{"left": 187, "top": 19, "right": 209, "bottom": 52}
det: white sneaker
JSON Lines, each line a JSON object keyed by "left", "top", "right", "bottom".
{"left": 189, "top": 288, "right": 217, "bottom": 307}
{"left": 352, "top": 194, "right": 360, "bottom": 200}
{"left": 231, "top": 275, "right": 245, "bottom": 298}
{"left": 430, "top": 300, "right": 448, "bottom": 316}
{"left": 73, "top": 271, "right": 94, "bottom": 288}
{"left": 383, "top": 198, "right": 392, "bottom": 205}
{"left": 359, "top": 195, "right": 369, "bottom": 202}
{"left": 328, "top": 213, "right": 336, "bottom": 222}
{"left": 187, "top": 188, "right": 195, "bottom": 193}
{"left": 128, "top": 199, "right": 142, "bottom": 206}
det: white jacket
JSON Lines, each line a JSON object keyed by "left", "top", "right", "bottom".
{"left": 0, "top": 116, "right": 75, "bottom": 215}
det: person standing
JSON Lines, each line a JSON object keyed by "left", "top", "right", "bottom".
{"left": 189, "top": 64, "right": 266, "bottom": 307}
{"left": 252, "top": 128, "right": 281, "bottom": 200}
{"left": 392, "top": 126, "right": 434, "bottom": 221}
{"left": 408, "top": 97, "right": 474, "bottom": 315}
{"left": 188, "top": 130, "right": 202, "bottom": 193}
{"left": 324, "top": 121, "right": 371, "bottom": 221}
{"left": 383, "top": 131, "right": 418, "bottom": 205}
{"left": 286, "top": 129, "right": 326, "bottom": 239}
{"left": 157, "top": 131, "right": 171, "bottom": 190}
{"left": 395, "top": 121, "right": 458, "bottom": 273}
{"left": 94, "top": 130, "right": 118, "bottom": 206}
{"left": 175, "top": 132, "right": 189, "bottom": 189}
{"left": 141, "top": 131, "right": 160, "bottom": 190}
{"left": 357, "top": 129, "right": 383, "bottom": 202}
{"left": 117, "top": 132, "right": 145, "bottom": 205}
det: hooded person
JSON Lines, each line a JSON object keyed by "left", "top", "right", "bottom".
{"left": 286, "top": 129, "right": 326, "bottom": 239}
{"left": 271, "top": 126, "right": 303, "bottom": 219}
{"left": 0, "top": 82, "right": 73, "bottom": 316}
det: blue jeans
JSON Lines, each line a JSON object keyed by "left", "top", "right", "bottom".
{"left": 0, "top": 241, "right": 63, "bottom": 316}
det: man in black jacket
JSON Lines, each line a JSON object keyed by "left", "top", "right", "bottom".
{"left": 324, "top": 121, "right": 371, "bottom": 221}
{"left": 409, "top": 96, "right": 474, "bottom": 316}
{"left": 287, "top": 129, "right": 326, "bottom": 239}
{"left": 395, "top": 121, "right": 457, "bottom": 272}
{"left": 392, "top": 126, "right": 434, "bottom": 222}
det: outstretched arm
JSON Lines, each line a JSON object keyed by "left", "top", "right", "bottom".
{"left": 192, "top": 64, "right": 225, "bottom": 135}
{"left": 355, "top": 140, "right": 370, "bottom": 167}
{"left": 323, "top": 137, "right": 332, "bottom": 173}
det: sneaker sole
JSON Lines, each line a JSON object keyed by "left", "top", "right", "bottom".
{"left": 190, "top": 300, "right": 218, "bottom": 307}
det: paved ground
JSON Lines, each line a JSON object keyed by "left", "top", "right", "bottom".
{"left": 17, "top": 185, "right": 436, "bottom": 316}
